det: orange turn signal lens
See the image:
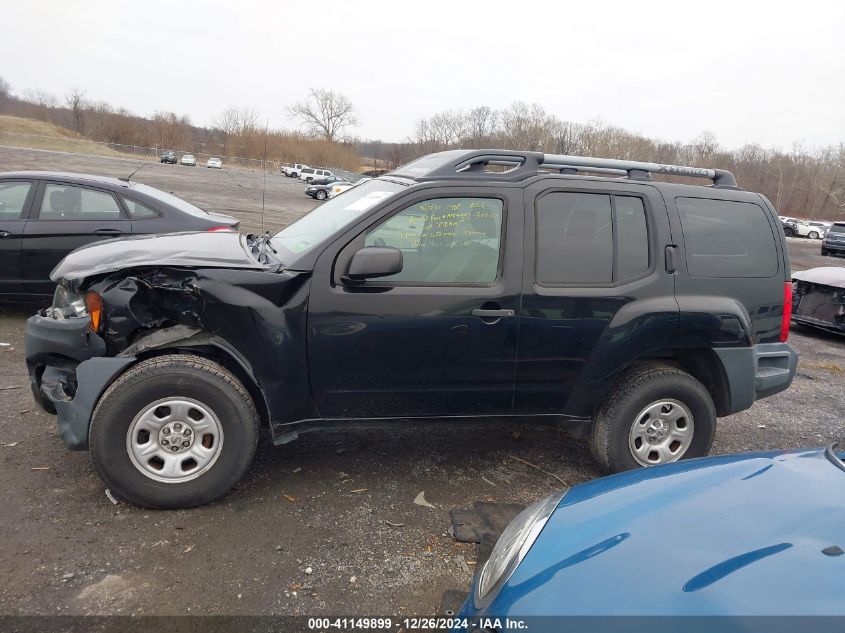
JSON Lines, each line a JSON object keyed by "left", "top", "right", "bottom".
{"left": 85, "top": 291, "right": 103, "bottom": 332}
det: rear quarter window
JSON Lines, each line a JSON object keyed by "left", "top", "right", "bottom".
{"left": 676, "top": 197, "right": 778, "bottom": 278}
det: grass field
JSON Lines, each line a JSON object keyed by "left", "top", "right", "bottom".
{"left": 0, "top": 115, "right": 152, "bottom": 160}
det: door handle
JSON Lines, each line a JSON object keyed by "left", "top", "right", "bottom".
{"left": 94, "top": 229, "right": 123, "bottom": 236}
{"left": 665, "top": 245, "right": 678, "bottom": 274}
{"left": 0, "top": 231, "right": 11, "bottom": 238}
{"left": 472, "top": 308, "right": 515, "bottom": 318}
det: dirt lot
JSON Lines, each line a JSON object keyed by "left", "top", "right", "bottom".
{"left": 0, "top": 147, "right": 843, "bottom": 616}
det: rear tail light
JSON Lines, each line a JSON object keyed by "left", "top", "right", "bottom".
{"left": 780, "top": 281, "right": 792, "bottom": 342}
{"left": 207, "top": 225, "right": 235, "bottom": 232}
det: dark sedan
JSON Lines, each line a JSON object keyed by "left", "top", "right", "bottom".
{"left": 305, "top": 178, "right": 348, "bottom": 200}
{"left": 0, "top": 171, "right": 238, "bottom": 297}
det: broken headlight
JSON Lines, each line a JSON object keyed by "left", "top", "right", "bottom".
{"left": 49, "top": 286, "right": 88, "bottom": 320}
{"left": 475, "top": 490, "right": 566, "bottom": 607}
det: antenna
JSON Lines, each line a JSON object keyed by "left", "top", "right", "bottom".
{"left": 120, "top": 161, "right": 150, "bottom": 182}
{"left": 261, "top": 119, "right": 269, "bottom": 235}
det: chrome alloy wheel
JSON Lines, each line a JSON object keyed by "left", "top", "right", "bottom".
{"left": 628, "top": 399, "right": 694, "bottom": 466}
{"left": 126, "top": 398, "right": 224, "bottom": 483}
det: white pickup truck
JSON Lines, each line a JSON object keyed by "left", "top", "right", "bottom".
{"left": 281, "top": 163, "right": 308, "bottom": 178}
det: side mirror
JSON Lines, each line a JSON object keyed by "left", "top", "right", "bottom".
{"left": 344, "top": 247, "right": 403, "bottom": 283}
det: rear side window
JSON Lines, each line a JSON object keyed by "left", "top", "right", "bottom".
{"left": 122, "top": 197, "right": 160, "bottom": 219}
{"left": 615, "top": 196, "right": 649, "bottom": 280}
{"left": 39, "top": 184, "right": 123, "bottom": 221}
{"left": 535, "top": 192, "right": 650, "bottom": 285}
{"left": 0, "top": 181, "right": 32, "bottom": 219}
{"left": 676, "top": 197, "right": 778, "bottom": 278}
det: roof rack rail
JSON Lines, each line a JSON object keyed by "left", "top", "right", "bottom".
{"left": 391, "top": 149, "right": 738, "bottom": 188}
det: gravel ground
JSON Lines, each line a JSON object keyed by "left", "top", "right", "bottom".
{"left": 0, "top": 146, "right": 843, "bottom": 616}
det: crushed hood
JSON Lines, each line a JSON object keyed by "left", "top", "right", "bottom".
{"left": 792, "top": 266, "right": 845, "bottom": 289}
{"left": 51, "top": 231, "right": 266, "bottom": 283}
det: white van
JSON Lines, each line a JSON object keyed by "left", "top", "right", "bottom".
{"left": 299, "top": 167, "right": 333, "bottom": 183}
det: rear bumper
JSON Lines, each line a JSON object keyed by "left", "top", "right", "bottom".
{"left": 714, "top": 342, "right": 798, "bottom": 414}
{"left": 25, "top": 313, "right": 134, "bottom": 450}
{"left": 822, "top": 242, "right": 845, "bottom": 254}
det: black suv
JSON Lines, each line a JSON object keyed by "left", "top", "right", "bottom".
{"left": 25, "top": 149, "right": 798, "bottom": 508}
{"left": 821, "top": 222, "right": 845, "bottom": 256}
{"left": 160, "top": 150, "right": 177, "bottom": 164}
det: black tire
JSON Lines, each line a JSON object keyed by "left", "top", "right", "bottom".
{"left": 305, "top": 177, "right": 313, "bottom": 184}
{"left": 822, "top": 248, "right": 829, "bottom": 256}
{"left": 809, "top": 231, "right": 819, "bottom": 239}
{"left": 89, "top": 354, "right": 259, "bottom": 509}
{"left": 315, "top": 189, "right": 327, "bottom": 200}
{"left": 588, "top": 364, "right": 716, "bottom": 474}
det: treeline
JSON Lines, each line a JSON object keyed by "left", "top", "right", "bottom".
{"left": 1, "top": 76, "right": 843, "bottom": 218}
{"left": 369, "top": 103, "right": 845, "bottom": 220}
{"left": 0, "top": 79, "right": 360, "bottom": 170}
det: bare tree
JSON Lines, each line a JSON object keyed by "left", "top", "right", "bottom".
{"left": 65, "top": 87, "right": 87, "bottom": 133}
{"left": 152, "top": 111, "right": 192, "bottom": 150}
{"left": 288, "top": 89, "right": 358, "bottom": 141}
{"left": 0, "top": 76, "right": 10, "bottom": 101}
{"left": 237, "top": 106, "right": 261, "bottom": 136}
{"left": 212, "top": 106, "right": 240, "bottom": 153}
{"left": 466, "top": 106, "right": 497, "bottom": 145}
{"left": 24, "top": 89, "right": 57, "bottom": 121}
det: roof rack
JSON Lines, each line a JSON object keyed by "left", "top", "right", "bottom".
{"left": 390, "top": 149, "right": 738, "bottom": 188}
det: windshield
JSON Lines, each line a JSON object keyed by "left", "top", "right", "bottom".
{"left": 130, "top": 183, "right": 210, "bottom": 218}
{"left": 272, "top": 179, "right": 406, "bottom": 264}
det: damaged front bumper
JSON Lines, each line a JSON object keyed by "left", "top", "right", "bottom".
{"left": 25, "top": 312, "right": 135, "bottom": 450}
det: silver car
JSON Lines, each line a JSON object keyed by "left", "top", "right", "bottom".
{"left": 180, "top": 154, "right": 197, "bottom": 166}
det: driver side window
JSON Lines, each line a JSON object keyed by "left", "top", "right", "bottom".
{"left": 364, "top": 197, "right": 504, "bottom": 284}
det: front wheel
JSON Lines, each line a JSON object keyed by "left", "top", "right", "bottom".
{"left": 588, "top": 364, "right": 716, "bottom": 473}
{"left": 315, "top": 189, "right": 327, "bottom": 200}
{"left": 89, "top": 354, "right": 259, "bottom": 509}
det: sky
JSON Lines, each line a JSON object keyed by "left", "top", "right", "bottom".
{"left": 2, "top": 0, "right": 844, "bottom": 151}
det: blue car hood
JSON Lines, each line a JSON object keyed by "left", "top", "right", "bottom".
{"left": 487, "top": 448, "right": 845, "bottom": 616}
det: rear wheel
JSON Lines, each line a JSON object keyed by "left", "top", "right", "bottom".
{"left": 808, "top": 231, "right": 820, "bottom": 239}
{"left": 89, "top": 354, "right": 259, "bottom": 509}
{"left": 589, "top": 365, "right": 716, "bottom": 473}
{"left": 822, "top": 248, "right": 829, "bottom": 256}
